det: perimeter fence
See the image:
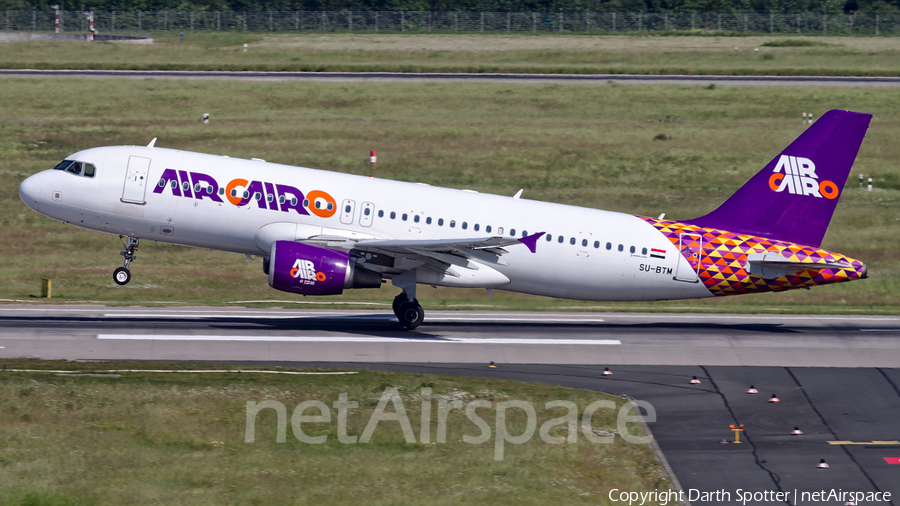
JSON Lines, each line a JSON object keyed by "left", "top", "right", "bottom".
{"left": 3, "top": 9, "right": 899, "bottom": 36}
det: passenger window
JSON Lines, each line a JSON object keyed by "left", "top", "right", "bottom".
{"left": 545, "top": 234, "right": 552, "bottom": 242}
{"left": 378, "top": 210, "right": 384, "bottom": 218}
{"left": 414, "top": 215, "right": 420, "bottom": 223}
{"left": 630, "top": 246, "right": 636, "bottom": 254}
{"left": 498, "top": 227, "right": 504, "bottom": 235}
{"left": 345, "top": 205, "right": 351, "bottom": 213}
{"left": 438, "top": 218, "right": 444, "bottom": 226}
{"left": 510, "top": 229, "right": 516, "bottom": 236}
{"left": 254, "top": 192, "right": 262, "bottom": 201}
{"left": 522, "top": 231, "right": 528, "bottom": 237}
{"left": 279, "top": 195, "right": 285, "bottom": 204}
{"left": 426, "top": 217, "right": 432, "bottom": 224}
{"left": 267, "top": 193, "right": 274, "bottom": 202}
{"left": 183, "top": 182, "right": 190, "bottom": 191}
{"left": 582, "top": 239, "right": 588, "bottom": 247}
{"left": 158, "top": 178, "right": 166, "bottom": 188}
{"left": 618, "top": 244, "right": 624, "bottom": 252}
{"left": 66, "top": 162, "right": 82, "bottom": 176}
{"left": 402, "top": 214, "right": 408, "bottom": 221}
{"left": 327, "top": 203, "right": 334, "bottom": 211}
{"left": 242, "top": 190, "right": 250, "bottom": 199}
{"left": 594, "top": 241, "right": 600, "bottom": 249}
{"left": 83, "top": 164, "right": 96, "bottom": 178}
{"left": 291, "top": 197, "right": 298, "bottom": 206}
{"left": 194, "top": 184, "right": 201, "bottom": 192}
{"left": 450, "top": 220, "right": 456, "bottom": 228}
{"left": 231, "top": 189, "right": 238, "bottom": 197}
{"left": 570, "top": 237, "right": 575, "bottom": 245}
{"left": 606, "top": 242, "right": 612, "bottom": 250}
{"left": 207, "top": 186, "right": 214, "bottom": 194}
{"left": 486, "top": 225, "right": 491, "bottom": 233}
{"left": 172, "top": 180, "right": 178, "bottom": 189}
{"left": 390, "top": 212, "right": 396, "bottom": 219}
{"left": 303, "top": 199, "right": 310, "bottom": 207}
{"left": 462, "top": 222, "right": 468, "bottom": 230}
{"left": 220, "top": 188, "right": 226, "bottom": 196}
{"left": 364, "top": 208, "right": 371, "bottom": 216}
{"left": 642, "top": 247, "right": 648, "bottom": 255}
{"left": 474, "top": 224, "right": 479, "bottom": 231}
{"left": 315, "top": 201, "right": 321, "bottom": 209}
{"left": 558, "top": 236, "right": 564, "bottom": 243}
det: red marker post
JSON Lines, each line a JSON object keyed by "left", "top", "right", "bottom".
{"left": 370, "top": 150, "right": 377, "bottom": 170}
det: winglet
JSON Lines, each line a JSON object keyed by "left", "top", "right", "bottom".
{"left": 147, "top": 137, "right": 157, "bottom": 148}
{"left": 518, "top": 232, "right": 546, "bottom": 253}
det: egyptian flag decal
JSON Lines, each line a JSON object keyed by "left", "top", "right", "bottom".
{"left": 650, "top": 248, "right": 666, "bottom": 259}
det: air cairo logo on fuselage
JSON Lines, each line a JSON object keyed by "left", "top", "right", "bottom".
{"left": 290, "top": 259, "right": 326, "bottom": 282}
{"left": 152, "top": 168, "right": 338, "bottom": 218}
{"left": 768, "top": 155, "right": 839, "bottom": 200}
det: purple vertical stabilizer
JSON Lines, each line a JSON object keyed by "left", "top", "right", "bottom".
{"left": 686, "top": 110, "right": 871, "bottom": 248}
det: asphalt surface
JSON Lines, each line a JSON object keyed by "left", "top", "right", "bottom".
{"left": 2, "top": 306, "right": 899, "bottom": 367}
{"left": 4, "top": 69, "right": 900, "bottom": 86}
{"left": 3, "top": 305, "right": 899, "bottom": 504}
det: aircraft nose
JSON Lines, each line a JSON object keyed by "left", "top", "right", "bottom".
{"left": 19, "top": 172, "right": 43, "bottom": 212}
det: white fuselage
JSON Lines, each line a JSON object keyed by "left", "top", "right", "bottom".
{"left": 19, "top": 146, "right": 714, "bottom": 302}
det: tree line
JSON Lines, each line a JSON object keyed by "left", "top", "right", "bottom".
{"left": 2, "top": 0, "right": 895, "bottom": 18}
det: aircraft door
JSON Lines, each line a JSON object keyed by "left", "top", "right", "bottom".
{"left": 359, "top": 202, "right": 374, "bottom": 227}
{"left": 121, "top": 156, "right": 151, "bottom": 205}
{"left": 674, "top": 233, "right": 703, "bottom": 282}
{"left": 340, "top": 199, "right": 356, "bottom": 225}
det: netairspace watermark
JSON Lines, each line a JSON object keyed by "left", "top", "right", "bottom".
{"left": 244, "top": 387, "right": 655, "bottom": 461}
{"left": 610, "top": 488, "right": 892, "bottom": 505}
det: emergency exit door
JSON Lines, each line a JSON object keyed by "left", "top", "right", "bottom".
{"left": 121, "top": 156, "right": 151, "bottom": 204}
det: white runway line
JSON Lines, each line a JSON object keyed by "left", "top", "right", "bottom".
{"left": 96, "top": 335, "right": 621, "bottom": 345}
{"left": 100, "top": 313, "right": 605, "bottom": 323}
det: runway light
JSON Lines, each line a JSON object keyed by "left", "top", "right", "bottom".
{"left": 690, "top": 376, "right": 701, "bottom": 385}
{"left": 792, "top": 427, "right": 803, "bottom": 435}
{"left": 817, "top": 458, "right": 830, "bottom": 469}
{"left": 602, "top": 367, "right": 612, "bottom": 376}
{"left": 769, "top": 394, "right": 780, "bottom": 403}
{"left": 488, "top": 361, "right": 496, "bottom": 369}
{"left": 746, "top": 385, "right": 758, "bottom": 394}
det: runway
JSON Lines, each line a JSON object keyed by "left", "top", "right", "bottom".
{"left": 4, "top": 69, "right": 900, "bottom": 86}
{"left": 2, "top": 305, "right": 899, "bottom": 366}
{"left": 4, "top": 304, "right": 900, "bottom": 501}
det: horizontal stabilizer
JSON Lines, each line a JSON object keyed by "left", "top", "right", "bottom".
{"left": 746, "top": 253, "right": 847, "bottom": 279}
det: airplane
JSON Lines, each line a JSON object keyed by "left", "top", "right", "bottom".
{"left": 18, "top": 109, "right": 870, "bottom": 329}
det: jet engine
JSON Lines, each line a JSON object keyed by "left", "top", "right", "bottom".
{"left": 267, "top": 241, "right": 382, "bottom": 296}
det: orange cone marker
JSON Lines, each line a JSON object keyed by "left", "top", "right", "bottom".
{"left": 746, "top": 385, "right": 758, "bottom": 394}
{"left": 690, "top": 376, "right": 701, "bottom": 385}
{"left": 768, "top": 394, "right": 780, "bottom": 403}
{"left": 817, "top": 459, "right": 829, "bottom": 469}
{"left": 602, "top": 367, "right": 612, "bottom": 376}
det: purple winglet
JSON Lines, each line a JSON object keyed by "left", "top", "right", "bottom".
{"left": 518, "top": 232, "right": 546, "bottom": 253}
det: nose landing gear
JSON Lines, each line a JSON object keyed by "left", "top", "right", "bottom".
{"left": 113, "top": 236, "right": 139, "bottom": 285}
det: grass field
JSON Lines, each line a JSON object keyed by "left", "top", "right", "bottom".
{"left": 0, "top": 77, "right": 898, "bottom": 313}
{"left": 4, "top": 33, "right": 900, "bottom": 75}
{"left": 0, "top": 360, "right": 664, "bottom": 505}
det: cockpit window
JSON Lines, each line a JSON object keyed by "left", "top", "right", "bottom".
{"left": 53, "top": 160, "right": 74, "bottom": 171}
{"left": 54, "top": 160, "right": 96, "bottom": 178}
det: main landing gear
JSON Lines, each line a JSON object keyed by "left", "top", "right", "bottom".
{"left": 393, "top": 292, "right": 424, "bottom": 330}
{"left": 113, "top": 236, "right": 139, "bottom": 285}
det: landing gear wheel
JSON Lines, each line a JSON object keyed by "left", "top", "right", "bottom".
{"left": 397, "top": 301, "right": 424, "bottom": 330}
{"left": 393, "top": 293, "right": 417, "bottom": 320}
{"left": 113, "top": 267, "right": 131, "bottom": 285}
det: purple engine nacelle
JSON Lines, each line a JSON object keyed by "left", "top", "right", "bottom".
{"left": 267, "top": 241, "right": 382, "bottom": 296}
